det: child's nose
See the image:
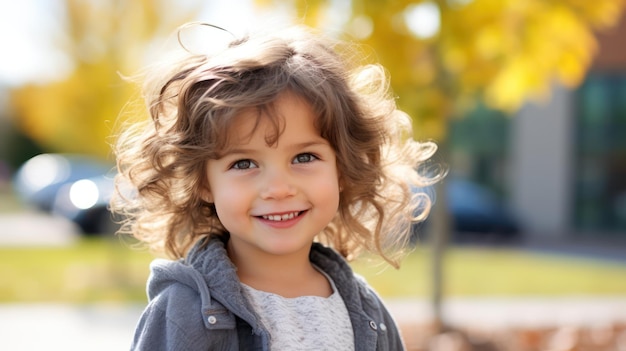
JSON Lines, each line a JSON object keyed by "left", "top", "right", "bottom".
{"left": 259, "top": 168, "right": 296, "bottom": 200}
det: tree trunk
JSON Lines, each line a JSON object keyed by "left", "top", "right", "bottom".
{"left": 428, "top": 141, "right": 451, "bottom": 333}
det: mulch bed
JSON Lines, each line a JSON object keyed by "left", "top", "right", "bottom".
{"left": 398, "top": 321, "right": 626, "bottom": 351}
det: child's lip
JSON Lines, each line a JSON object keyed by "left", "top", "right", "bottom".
{"left": 253, "top": 208, "right": 308, "bottom": 217}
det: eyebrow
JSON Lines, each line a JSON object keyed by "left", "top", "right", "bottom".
{"left": 219, "top": 140, "right": 331, "bottom": 158}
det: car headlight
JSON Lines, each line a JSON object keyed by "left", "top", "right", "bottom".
{"left": 69, "top": 179, "right": 100, "bottom": 210}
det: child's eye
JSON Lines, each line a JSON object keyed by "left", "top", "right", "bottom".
{"left": 231, "top": 159, "right": 257, "bottom": 170}
{"left": 293, "top": 153, "right": 318, "bottom": 164}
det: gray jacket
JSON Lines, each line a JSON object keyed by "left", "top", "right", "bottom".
{"left": 131, "top": 235, "right": 405, "bottom": 350}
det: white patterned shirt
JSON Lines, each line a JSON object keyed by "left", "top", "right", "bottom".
{"left": 241, "top": 268, "right": 355, "bottom": 351}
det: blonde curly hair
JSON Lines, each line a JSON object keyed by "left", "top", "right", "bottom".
{"left": 111, "top": 24, "right": 441, "bottom": 266}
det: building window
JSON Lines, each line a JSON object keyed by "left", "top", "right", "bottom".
{"left": 574, "top": 72, "right": 626, "bottom": 234}
{"left": 449, "top": 103, "right": 512, "bottom": 198}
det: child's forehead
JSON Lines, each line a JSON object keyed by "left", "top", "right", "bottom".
{"left": 225, "top": 108, "right": 268, "bottom": 142}
{"left": 234, "top": 91, "right": 313, "bottom": 125}
{"left": 216, "top": 93, "right": 323, "bottom": 150}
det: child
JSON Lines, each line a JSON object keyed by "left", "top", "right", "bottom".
{"left": 112, "top": 23, "right": 440, "bottom": 351}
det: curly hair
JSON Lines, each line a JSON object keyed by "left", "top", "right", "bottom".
{"left": 111, "top": 24, "right": 441, "bottom": 266}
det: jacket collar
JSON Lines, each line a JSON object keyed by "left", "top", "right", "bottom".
{"left": 184, "top": 235, "right": 262, "bottom": 332}
{"left": 183, "top": 234, "right": 375, "bottom": 337}
{"left": 184, "top": 235, "right": 367, "bottom": 310}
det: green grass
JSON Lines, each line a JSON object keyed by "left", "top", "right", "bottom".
{"left": 1, "top": 238, "right": 626, "bottom": 302}
{"left": 352, "top": 246, "right": 626, "bottom": 297}
{"left": 0, "top": 237, "right": 153, "bottom": 303}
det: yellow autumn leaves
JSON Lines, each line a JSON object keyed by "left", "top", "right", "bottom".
{"left": 9, "top": 0, "right": 200, "bottom": 159}
{"left": 262, "top": 0, "right": 625, "bottom": 140}
{"left": 8, "top": 0, "right": 625, "bottom": 155}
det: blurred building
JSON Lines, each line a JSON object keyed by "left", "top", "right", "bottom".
{"left": 450, "top": 11, "right": 626, "bottom": 241}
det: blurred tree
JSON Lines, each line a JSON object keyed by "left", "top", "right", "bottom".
{"left": 259, "top": 0, "right": 626, "bottom": 331}
{"left": 9, "top": 0, "right": 201, "bottom": 159}
{"left": 261, "top": 0, "right": 624, "bottom": 140}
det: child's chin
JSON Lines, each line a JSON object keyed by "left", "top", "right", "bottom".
{"left": 260, "top": 240, "right": 311, "bottom": 256}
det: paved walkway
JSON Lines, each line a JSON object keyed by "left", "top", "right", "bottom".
{"left": 0, "top": 303, "right": 141, "bottom": 350}
{"left": 2, "top": 298, "right": 626, "bottom": 350}
{"left": 386, "top": 297, "right": 626, "bottom": 329}
{"left": 0, "top": 212, "right": 79, "bottom": 246}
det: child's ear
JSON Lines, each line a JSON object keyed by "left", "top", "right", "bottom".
{"left": 201, "top": 187, "right": 214, "bottom": 203}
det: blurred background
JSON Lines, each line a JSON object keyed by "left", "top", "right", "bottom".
{"left": 1, "top": 0, "right": 626, "bottom": 350}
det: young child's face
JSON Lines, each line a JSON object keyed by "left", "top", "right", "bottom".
{"left": 205, "top": 92, "right": 341, "bottom": 259}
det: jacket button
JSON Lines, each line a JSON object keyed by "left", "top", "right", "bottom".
{"left": 369, "top": 321, "right": 377, "bottom": 330}
{"left": 207, "top": 316, "right": 217, "bottom": 324}
{"left": 379, "top": 323, "right": 387, "bottom": 331}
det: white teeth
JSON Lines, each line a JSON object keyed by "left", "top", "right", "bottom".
{"left": 262, "top": 212, "right": 299, "bottom": 221}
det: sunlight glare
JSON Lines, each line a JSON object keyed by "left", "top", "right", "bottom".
{"left": 404, "top": 1, "right": 441, "bottom": 39}
{"left": 349, "top": 15, "right": 374, "bottom": 40}
{"left": 0, "top": 0, "right": 70, "bottom": 85}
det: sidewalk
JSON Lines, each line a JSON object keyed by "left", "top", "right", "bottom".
{"left": 0, "top": 303, "right": 142, "bottom": 350}
{"left": 1, "top": 298, "right": 625, "bottom": 350}
{"left": 386, "top": 296, "right": 626, "bottom": 329}
{"left": 0, "top": 211, "right": 79, "bottom": 246}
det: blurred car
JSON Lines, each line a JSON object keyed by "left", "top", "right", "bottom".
{"left": 13, "top": 153, "right": 118, "bottom": 235}
{"left": 413, "top": 177, "right": 521, "bottom": 244}
{"left": 447, "top": 177, "right": 520, "bottom": 241}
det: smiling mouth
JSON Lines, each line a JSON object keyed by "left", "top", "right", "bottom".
{"left": 260, "top": 211, "right": 304, "bottom": 222}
